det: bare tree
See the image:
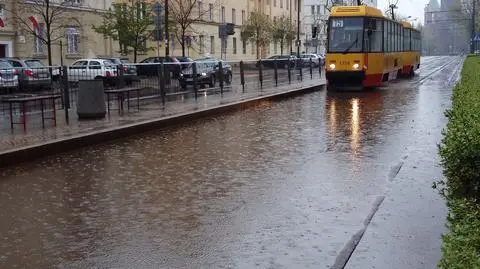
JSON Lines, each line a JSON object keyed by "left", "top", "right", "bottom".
{"left": 93, "top": 0, "right": 154, "bottom": 62}
{"left": 241, "top": 11, "right": 273, "bottom": 59}
{"left": 169, "top": 0, "right": 222, "bottom": 57}
{"left": 5, "top": 0, "right": 78, "bottom": 66}
{"left": 273, "top": 15, "right": 296, "bottom": 55}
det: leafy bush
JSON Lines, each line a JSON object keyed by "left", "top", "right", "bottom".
{"left": 438, "top": 56, "right": 480, "bottom": 200}
{"left": 439, "top": 199, "right": 480, "bottom": 269}
{"left": 438, "top": 56, "right": 480, "bottom": 268}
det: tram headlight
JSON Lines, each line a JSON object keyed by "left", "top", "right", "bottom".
{"left": 329, "top": 63, "right": 336, "bottom": 70}
{"left": 352, "top": 63, "right": 360, "bottom": 69}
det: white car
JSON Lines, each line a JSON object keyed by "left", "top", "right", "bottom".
{"left": 300, "top": 53, "right": 321, "bottom": 67}
{"left": 68, "top": 59, "right": 117, "bottom": 84}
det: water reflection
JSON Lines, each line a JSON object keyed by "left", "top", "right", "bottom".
{"left": 350, "top": 98, "right": 360, "bottom": 157}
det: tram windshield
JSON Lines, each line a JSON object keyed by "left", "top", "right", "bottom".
{"left": 328, "top": 17, "right": 364, "bottom": 53}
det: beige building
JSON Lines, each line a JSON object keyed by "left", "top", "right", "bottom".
{"left": 0, "top": 0, "right": 119, "bottom": 65}
{"left": 143, "top": 0, "right": 303, "bottom": 62}
{"left": 0, "top": 0, "right": 302, "bottom": 65}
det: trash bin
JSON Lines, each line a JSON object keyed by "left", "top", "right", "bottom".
{"left": 77, "top": 79, "right": 106, "bottom": 119}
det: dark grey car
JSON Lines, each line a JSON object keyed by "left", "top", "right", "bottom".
{"left": 99, "top": 57, "right": 139, "bottom": 85}
{"left": 2, "top": 58, "right": 51, "bottom": 90}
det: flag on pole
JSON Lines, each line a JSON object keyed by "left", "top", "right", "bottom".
{"left": 29, "top": 16, "right": 39, "bottom": 29}
{"left": 0, "top": 18, "right": 4, "bottom": 28}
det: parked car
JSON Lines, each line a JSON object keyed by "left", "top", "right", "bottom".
{"left": 136, "top": 56, "right": 182, "bottom": 77}
{"left": 0, "top": 60, "right": 19, "bottom": 93}
{"left": 175, "top": 56, "right": 194, "bottom": 70}
{"left": 259, "top": 55, "right": 298, "bottom": 69}
{"left": 68, "top": 59, "right": 117, "bottom": 85}
{"left": 178, "top": 57, "right": 232, "bottom": 89}
{"left": 299, "top": 53, "right": 321, "bottom": 67}
{"left": 317, "top": 54, "right": 326, "bottom": 66}
{"left": 99, "top": 57, "right": 139, "bottom": 85}
{"left": 2, "top": 58, "right": 51, "bottom": 90}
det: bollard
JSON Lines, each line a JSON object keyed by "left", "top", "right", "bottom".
{"left": 240, "top": 61, "right": 245, "bottom": 92}
{"left": 218, "top": 61, "right": 224, "bottom": 95}
{"left": 319, "top": 58, "right": 323, "bottom": 78}
{"left": 117, "top": 64, "right": 125, "bottom": 89}
{"left": 287, "top": 59, "right": 292, "bottom": 84}
{"left": 274, "top": 59, "right": 278, "bottom": 87}
{"left": 258, "top": 59, "right": 263, "bottom": 89}
{"left": 192, "top": 61, "right": 198, "bottom": 100}
{"left": 298, "top": 58, "right": 303, "bottom": 81}
{"left": 159, "top": 60, "right": 166, "bottom": 106}
{"left": 61, "top": 66, "right": 69, "bottom": 124}
{"left": 309, "top": 58, "right": 313, "bottom": 79}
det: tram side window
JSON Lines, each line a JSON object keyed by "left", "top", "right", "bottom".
{"left": 397, "top": 24, "right": 401, "bottom": 52}
{"left": 388, "top": 21, "right": 393, "bottom": 52}
{"left": 383, "top": 20, "right": 388, "bottom": 52}
{"left": 364, "top": 18, "right": 383, "bottom": 52}
{"left": 395, "top": 23, "right": 399, "bottom": 52}
{"left": 400, "top": 26, "right": 403, "bottom": 51}
{"left": 403, "top": 28, "right": 410, "bottom": 51}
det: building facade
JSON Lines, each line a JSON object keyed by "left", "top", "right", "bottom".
{"left": 0, "top": 0, "right": 119, "bottom": 65}
{"left": 302, "top": 0, "right": 377, "bottom": 55}
{"left": 0, "top": 0, "right": 304, "bottom": 65}
{"left": 423, "top": 0, "right": 468, "bottom": 55}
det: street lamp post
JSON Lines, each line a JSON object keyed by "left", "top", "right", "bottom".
{"left": 296, "top": 0, "right": 301, "bottom": 58}
{"left": 165, "top": 0, "right": 169, "bottom": 56}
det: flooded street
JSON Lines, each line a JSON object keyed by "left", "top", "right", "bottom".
{"left": 0, "top": 56, "right": 463, "bottom": 269}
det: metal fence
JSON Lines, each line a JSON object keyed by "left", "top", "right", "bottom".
{"left": 0, "top": 57, "right": 324, "bottom": 127}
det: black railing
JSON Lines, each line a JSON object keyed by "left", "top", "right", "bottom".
{"left": 0, "top": 57, "right": 324, "bottom": 130}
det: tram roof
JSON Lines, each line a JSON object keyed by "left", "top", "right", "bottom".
{"left": 330, "top": 5, "right": 384, "bottom": 18}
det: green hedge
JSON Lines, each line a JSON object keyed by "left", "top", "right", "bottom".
{"left": 438, "top": 56, "right": 480, "bottom": 268}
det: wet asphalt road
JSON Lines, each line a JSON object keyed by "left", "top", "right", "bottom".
{"left": 0, "top": 56, "right": 462, "bottom": 269}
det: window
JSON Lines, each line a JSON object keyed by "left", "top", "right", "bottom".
{"left": 34, "top": 23, "right": 45, "bottom": 55}
{"left": 383, "top": 20, "right": 388, "bottom": 52}
{"left": 317, "top": 5, "right": 320, "bottom": 14}
{"left": 251, "top": 43, "right": 255, "bottom": 55}
{"left": 210, "top": 35, "right": 215, "bottom": 54}
{"left": 328, "top": 17, "right": 363, "bottom": 53}
{"left": 242, "top": 10, "right": 245, "bottom": 25}
{"left": 232, "top": 9, "right": 236, "bottom": 24}
{"left": 273, "top": 16, "right": 276, "bottom": 23}
{"left": 242, "top": 39, "right": 247, "bottom": 54}
{"left": 274, "top": 0, "right": 276, "bottom": 7}
{"left": 403, "top": 28, "right": 410, "bottom": 51}
{"left": 198, "top": 1, "right": 203, "bottom": 19}
{"left": 280, "top": 0, "right": 283, "bottom": 8}
{"left": 221, "top": 6, "right": 225, "bottom": 23}
{"left": 71, "top": 60, "right": 88, "bottom": 69}
{"left": 364, "top": 18, "right": 382, "bottom": 52}
{"left": 209, "top": 4, "right": 213, "bottom": 21}
{"left": 311, "top": 5, "right": 315, "bottom": 15}
{"left": 136, "top": 2, "right": 147, "bottom": 19}
{"left": 89, "top": 61, "right": 101, "bottom": 70}
{"left": 233, "top": 37, "right": 237, "bottom": 54}
{"left": 0, "top": 4, "right": 5, "bottom": 17}
{"left": 66, "top": 27, "right": 80, "bottom": 55}
{"left": 199, "top": 35, "right": 205, "bottom": 54}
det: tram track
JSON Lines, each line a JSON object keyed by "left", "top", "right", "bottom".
{"left": 418, "top": 56, "right": 461, "bottom": 85}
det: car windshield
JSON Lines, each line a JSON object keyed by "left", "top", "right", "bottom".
{"left": 25, "top": 60, "right": 44, "bottom": 68}
{"left": 328, "top": 17, "right": 364, "bottom": 53}
{"left": 0, "top": 61, "right": 11, "bottom": 69}
{"left": 120, "top": 59, "right": 132, "bottom": 64}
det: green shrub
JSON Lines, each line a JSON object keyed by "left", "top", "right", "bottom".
{"left": 439, "top": 199, "right": 480, "bottom": 269}
{"left": 438, "top": 57, "right": 480, "bottom": 200}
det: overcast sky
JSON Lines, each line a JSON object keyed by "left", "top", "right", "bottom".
{"left": 377, "top": 0, "right": 430, "bottom": 23}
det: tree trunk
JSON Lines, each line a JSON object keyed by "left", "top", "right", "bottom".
{"left": 181, "top": 28, "right": 186, "bottom": 57}
{"left": 256, "top": 28, "right": 260, "bottom": 59}
{"left": 280, "top": 40, "right": 284, "bottom": 55}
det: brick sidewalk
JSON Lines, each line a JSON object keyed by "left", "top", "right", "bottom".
{"left": 0, "top": 75, "right": 325, "bottom": 154}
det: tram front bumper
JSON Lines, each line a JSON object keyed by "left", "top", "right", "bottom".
{"left": 326, "top": 71, "right": 366, "bottom": 86}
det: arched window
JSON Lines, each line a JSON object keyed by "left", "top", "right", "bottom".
{"left": 66, "top": 27, "right": 80, "bottom": 55}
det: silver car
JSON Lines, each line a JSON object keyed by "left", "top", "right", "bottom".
{"left": 0, "top": 60, "right": 18, "bottom": 93}
{"left": 300, "top": 53, "right": 321, "bottom": 67}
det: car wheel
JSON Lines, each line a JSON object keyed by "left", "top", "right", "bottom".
{"left": 225, "top": 73, "right": 232, "bottom": 84}
{"left": 209, "top": 76, "right": 215, "bottom": 87}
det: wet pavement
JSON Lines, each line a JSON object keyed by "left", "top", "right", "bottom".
{"left": 0, "top": 56, "right": 462, "bottom": 268}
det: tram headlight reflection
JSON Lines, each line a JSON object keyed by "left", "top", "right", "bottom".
{"left": 329, "top": 63, "right": 336, "bottom": 70}
{"left": 352, "top": 63, "right": 360, "bottom": 69}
